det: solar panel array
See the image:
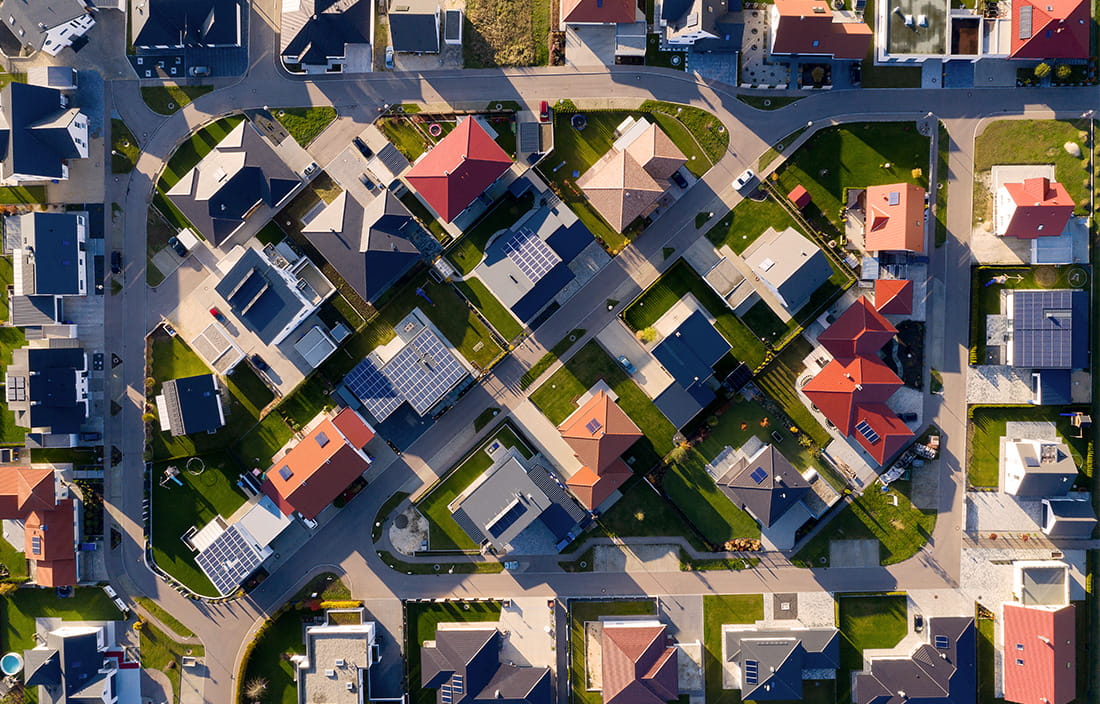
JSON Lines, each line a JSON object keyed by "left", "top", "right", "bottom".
{"left": 855, "top": 420, "right": 880, "bottom": 445}
{"left": 749, "top": 467, "right": 768, "bottom": 485}
{"left": 441, "top": 684, "right": 453, "bottom": 704}
{"left": 503, "top": 227, "right": 561, "bottom": 283}
{"left": 934, "top": 635, "right": 950, "bottom": 649}
{"left": 195, "top": 525, "right": 265, "bottom": 596}
{"left": 345, "top": 328, "right": 466, "bottom": 420}
{"left": 1013, "top": 290, "right": 1081, "bottom": 369}
{"left": 744, "top": 659, "right": 759, "bottom": 685}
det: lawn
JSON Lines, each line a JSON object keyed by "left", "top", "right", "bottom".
{"left": 240, "top": 608, "right": 307, "bottom": 704}
{"left": 838, "top": 593, "right": 908, "bottom": 669}
{"left": 520, "top": 328, "right": 586, "bottom": 390}
{"left": 1, "top": 587, "right": 124, "bottom": 654}
{"left": 141, "top": 84, "right": 213, "bottom": 115}
{"left": 645, "top": 34, "right": 687, "bottom": 70}
{"left": 407, "top": 601, "right": 502, "bottom": 704}
{"left": 705, "top": 192, "right": 803, "bottom": 255}
{"left": 416, "top": 424, "right": 534, "bottom": 551}
{"left": 935, "top": 122, "right": 949, "bottom": 247}
{"left": 530, "top": 340, "right": 676, "bottom": 468}
{"left": 111, "top": 118, "right": 140, "bottom": 173}
{"left": 399, "top": 191, "right": 448, "bottom": 242}
{"left": 662, "top": 448, "right": 760, "bottom": 547}
{"left": 159, "top": 115, "right": 246, "bottom": 189}
{"left": 773, "top": 122, "right": 930, "bottom": 236}
{"left": 225, "top": 364, "right": 275, "bottom": 418}
{"left": 140, "top": 620, "right": 205, "bottom": 704}
{"left": 569, "top": 600, "right": 655, "bottom": 704}
{"left": 859, "top": 0, "right": 922, "bottom": 88}
{"left": 379, "top": 117, "right": 430, "bottom": 161}
{"left": 792, "top": 479, "right": 936, "bottom": 567}
{"left": 134, "top": 596, "right": 194, "bottom": 638}
{"left": 0, "top": 534, "right": 27, "bottom": 582}
{"left": 595, "top": 477, "right": 706, "bottom": 550}
{"left": 621, "top": 259, "right": 769, "bottom": 369}
{"left": 456, "top": 278, "right": 524, "bottom": 341}
{"left": 640, "top": 100, "right": 729, "bottom": 165}
{"left": 0, "top": 185, "right": 46, "bottom": 205}
{"left": 741, "top": 300, "right": 789, "bottom": 341}
{"left": 754, "top": 336, "right": 834, "bottom": 448}
{"left": 758, "top": 126, "right": 808, "bottom": 172}
{"left": 275, "top": 107, "right": 338, "bottom": 147}
{"left": 703, "top": 594, "right": 764, "bottom": 704}
{"left": 0, "top": 257, "right": 28, "bottom": 443}
{"left": 977, "top": 616, "right": 1003, "bottom": 704}
{"left": 967, "top": 405, "right": 1091, "bottom": 489}
{"left": 462, "top": 0, "right": 551, "bottom": 67}
{"left": 447, "top": 191, "right": 535, "bottom": 275}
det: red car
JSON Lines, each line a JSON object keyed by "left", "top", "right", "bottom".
{"left": 209, "top": 307, "right": 226, "bottom": 322}
{"left": 539, "top": 100, "right": 550, "bottom": 123}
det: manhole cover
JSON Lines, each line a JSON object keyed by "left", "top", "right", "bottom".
{"left": 395, "top": 514, "right": 409, "bottom": 529}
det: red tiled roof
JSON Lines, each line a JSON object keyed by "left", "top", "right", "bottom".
{"left": 851, "top": 402, "right": 913, "bottom": 464}
{"left": 874, "top": 279, "right": 914, "bottom": 315}
{"left": 559, "top": 390, "right": 642, "bottom": 474}
{"left": 561, "top": 0, "right": 637, "bottom": 24}
{"left": 0, "top": 466, "right": 56, "bottom": 519}
{"left": 1001, "top": 177, "right": 1075, "bottom": 239}
{"left": 602, "top": 623, "right": 678, "bottom": 704}
{"left": 1003, "top": 603, "right": 1077, "bottom": 704}
{"left": 405, "top": 117, "right": 512, "bottom": 222}
{"left": 26, "top": 499, "right": 76, "bottom": 588}
{"left": 262, "top": 410, "right": 374, "bottom": 519}
{"left": 817, "top": 296, "right": 897, "bottom": 361}
{"left": 771, "top": 0, "right": 872, "bottom": 59}
{"left": 864, "top": 183, "right": 926, "bottom": 252}
{"left": 803, "top": 356, "right": 903, "bottom": 435}
{"left": 566, "top": 459, "right": 633, "bottom": 510}
{"left": 788, "top": 185, "right": 812, "bottom": 209}
{"left": 1010, "top": 0, "right": 1090, "bottom": 59}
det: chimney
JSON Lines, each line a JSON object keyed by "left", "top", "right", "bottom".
{"left": 1038, "top": 635, "right": 1051, "bottom": 644}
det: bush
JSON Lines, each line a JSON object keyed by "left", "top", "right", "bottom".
{"left": 636, "top": 327, "right": 658, "bottom": 344}
{"left": 318, "top": 600, "right": 362, "bottom": 609}
{"left": 1056, "top": 64, "right": 1072, "bottom": 80}
{"left": 1034, "top": 62, "right": 1051, "bottom": 78}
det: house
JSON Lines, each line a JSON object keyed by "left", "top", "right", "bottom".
{"left": 600, "top": 620, "right": 679, "bottom": 704}
{"left": 1040, "top": 497, "right": 1096, "bottom": 538}
{"left": 742, "top": 227, "right": 832, "bottom": 314}
{"left": 5, "top": 211, "right": 88, "bottom": 328}
{"left": 131, "top": 0, "right": 244, "bottom": 49}
{"left": 853, "top": 617, "right": 976, "bottom": 704}
{"left": 558, "top": 389, "right": 642, "bottom": 510}
{"left": 421, "top": 625, "right": 552, "bottom": 704}
{"left": 656, "top": 0, "right": 726, "bottom": 46}
{"left": 296, "top": 610, "right": 377, "bottom": 704}
{"left": 262, "top": 408, "right": 375, "bottom": 520}
{"left": 862, "top": 183, "right": 926, "bottom": 252}
{"left": 874, "top": 279, "right": 913, "bottom": 316}
{"left": 450, "top": 447, "right": 588, "bottom": 554}
{"left": 995, "top": 177, "right": 1075, "bottom": 239}
{"left": 1005, "top": 290, "right": 1089, "bottom": 370}
{"left": 723, "top": 627, "right": 839, "bottom": 700}
{"left": 0, "top": 466, "right": 79, "bottom": 587}
{"left": 1002, "top": 603, "right": 1076, "bottom": 704}
{"left": 770, "top": 0, "right": 872, "bottom": 59}
{"left": 155, "top": 374, "right": 226, "bottom": 437}
{"left": 1, "top": 0, "right": 95, "bottom": 56}
{"left": 404, "top": 117, "right": 513, "bottom": 223}
{"left": 301, "top": 190, "right": 423, "bottom": 303}
{"left": 1003, "top": 438, "right": 1078, "bottom": 497}
{"left": 24, "top": 624, "right": 142, "bottom": 704}
{"left": 1010, "top": 0, "right": 1090, "bottom": 59}
{"left": 166, "top": 119, "right": 301, "bottom": 245}
{"left": 650, "top": 310, "right": 731, "bottom": 426}
{"left": 27, "top": 67, "right": 78, "bottom": 91}
{"left": 560, "top": 0, "right": 638, "bottom": 25}
{"left": 577, "top": 118, "right": 687, "bottom": 232}
{"left": 280, "top": 0, "right": 373, "bottom": 73}
{"left": 0, "top": 83, "right": 89, "bottom": 184}
{"left": 816, "top": 296, "right": 896, "bottom": 361}
{"left": 713, "top": 444, "right": 810, "bottom": 529}
{"left": 388, "top": 0, "right": 441, "bottom": 53}
{"left": 5, "top": 345, "right": 89, "bottom": 447}
{"left": 190, "top": 493, "right": 294, "bottom": 596}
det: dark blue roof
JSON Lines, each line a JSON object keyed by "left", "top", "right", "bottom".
{"left": 214, "top": 248, "right": 305, "bottom": 345}
{"left": 537, "top": 503, "right": 576, "bottom": 542}
{"left": 652, "top": 311, "right": 731, "bottom": 389}
{"left": 132, "top": 0, "right": 242, "bottom": 48}
{"left": 1012, "top": 289, "right": 1088, "bottom": 369}
{"left": 1036, "top": 369, "right": 1072, "bottom": 405}
{"left": 545, "top": 218, "right": 594, "bottom": 262}
{"left": 170, "top": 374, "right": 223, "bottom": 435}
{"left": 26, "top": 347, "right": 85, "bottom": 433}
{"left": 511, "top": 262, "right": 574, "bottom": 323}
{"left": 4, "top": 83, "right": 80, "bottom": 181}
{"left": 281, "top": 0, "right": 371, "bottom": 66}
{"left": 28, "top": 213, "right": 82, "bottom": 295}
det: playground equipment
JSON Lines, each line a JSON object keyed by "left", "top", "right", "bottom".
{"left": 159, "top": 466, "right": 182, "bottom": 488}
{"left": 185, "top": 457, "right": 205, "bottom": 476}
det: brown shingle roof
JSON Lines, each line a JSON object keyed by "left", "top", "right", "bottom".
{"left": 559, "top": 390, "right": 642, "bottom": 473}
{"left": 0, "top": 466, "right": 56, "bottom": 519}
{"left": 601, "top": 623, "right": 678, "bottom": 704}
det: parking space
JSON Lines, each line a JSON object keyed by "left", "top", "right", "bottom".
{"left": 595, "top": 320, "right": 674, "bottom": 399}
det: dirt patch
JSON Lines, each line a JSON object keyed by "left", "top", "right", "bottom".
{"left": 584, "top": 622, "right": 604, "bottom": 690}
{"left": 463, "top": 0, "right": 546, "bottom": 67}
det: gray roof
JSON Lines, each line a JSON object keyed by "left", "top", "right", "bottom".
{"left": 743, "top": 227, "right": 832, "bottom": 313}
{"left": 1018, "top": 564, "right": 1068, "bottom": 606}
{"left": 131, "top": 0, "right": 243, "bottom": 48}
{"left": 280, "top": 0, "right": 373, "bottom": 67}
{"left": 854, "top": 617, "right": 976, "bottom": 704}
{"left": 25, "top": 629, "right": 107, "bottom": 704}
{"left": 724, "top": 628, "right": 839, "bottom": 701}
{"left": 421, "top": 627, "right": 551, "bottom": 704}
{"left": 213, "top": 248, "right": 310, "bottom": 345}
{"left": 1006, "top": 440, "right": 1077, "bottom": 497}
{"left": 714, "top": 445, "right": 810, "bottom": 528}
{"left": 1042, "top": 498, "right": 1097, "bottom": 538}
{"left": 1, "top": 0, "right": 89, "bottom": 51}
{"left": 11, "top": 212, "right": 85, "bottom": 296}
{"left": 160, "top": 374, "right": 224, "bottom": 436}
{"left": 1011, "top": 289, "right": 1089, "bottom": 370}
{"left": 0, "top": 82, "right": 87, "bottom": 182}
{"left": 10, "top": 295, "right": 60, "bottom": 326}
{"left": 389, "top": 0, "right": 440, "bottom": 52}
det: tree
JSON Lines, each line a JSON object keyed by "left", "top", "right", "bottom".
{"left": 635, "top": 327, "right": 658, "bottom": 344}
{"left": 811, "top": 66, "right": 825, "bottom": 84}
{"left": 1034, "top": 62, "right": 1052, "bottom": 78}
{"left": 1055, "top": 64, "right": 1072, "bottom": 80}
{"left": 244, "top": 678, "right": 269, "bottom": 701}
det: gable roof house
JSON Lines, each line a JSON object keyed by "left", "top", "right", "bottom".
{"left": 421, "top": 626, "right": 552, "bottom": 704}
{"left": 262, "top": 407, "right": 375, "bottom": 520}
{"left": 1005, "top": 289, "right": 1089, "bottom": 370}
{"left": 389, "top": 0, "right": 441, "bottom": 52}
{"left": 405, "top": 117, "right": 513, "bottom": 223}
{"left": 1002, "top": 603, "right": 1076, "bottom": 704}
{"left": 600, "top": 621, "right": 679, "bottom": 704}
{"left": 559, "top": 390, "right": 643, "bottom": 510}
{"left": 816, "top": 296, "right": 897, "bottom": 361}
{"left": 724, "top": 627, "right": 840, "bottom": 700}
{"left": 1010, "top": 0, "right": 1090, "bottom": 59}
{"left": 1, "top": 0, "right": 95, "bottom": 56}
{"left": 155, "top": 374, "right": 226, "bottom": 437}
{"left": 742, "top": 227, "right": 832, "bottom": 314}
{"left": 656, "top": 0, "right": 740, "bottom": 46}
{"left": 862, "top": 183, "right": 926, "bottom": 252}
{"left": 4, "top": 211, "right": 89, "bottom": 328}
{"left": 0, "top": 466, "right": 79, "bottom": 587}
{"left": 853, "top": 617, "right": 976, "bottom": 704}
{"left": 0, "top": 82, "right": 89, "bottom": 184}
{"left": 280, "top": 0, "right": 374, "bottom": 73}
{"left": 5, "top": 345, "right": 89, "bottom": 447}
{"left": 131, "top": 0, "right": 244, "bottom": 49}
{"left": 770, "top": 0, "right": 872, "bottom": 59}
{"left": 24, "top": 624, "right": 141, "bottom": 704}
{"left": 561, "top": 0, "right": 638, "bottom": 24}
{"left": 995, "top": 177, "right": 1075, "bottom": 239}
{"left": 1040, "top": 496, "right": 1096, "bottom": 538}
{"left": 713, "top": 444, "right": 811, "bottom": 528}
{"left": 1003, "top": 438, "right": 1078, "bottom": 497}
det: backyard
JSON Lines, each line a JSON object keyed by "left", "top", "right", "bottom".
{"left": 592, "top": 477, "right": 706, "bottom": 550}
{"left": 378, "top": 116, "right": 431, "bottom": 161}
{"left": 753, "top": 336, "right": 835, "bottom": 450}
{"left": 703, "top": 594, "right": 764, "bottom": 704}
{"left": 1, "top": 587, "right": 124, "bottom": 654}
{"left": 447, "top": 190, "right": 535, "bottom": 275}
{"left": 967, "top": 405, "right": 1091, "bottom": 489}
{"left": 569, "top": 599, "right": 656, "bottom": 704}
{"left": 141, "top": 84, "right": 213, "bottom": 115}
{"left": 274, "top": 106, "right": 338, "bottom": 147}
{"left": 837, "top": 593, "right": 908, "bottom": 701}
{"left": 520, "top": 328, "right": 585, "bottom": 390}
{"left": 406, "top": 601, "right": 502, "bottom": 704}
{"left": 455, "top": 278, "right": 525, "bottom": 341}
{"left": 463, "top": 0, "right": 551, "bottom": 67}
{"left": 661, "top": 447, "right": 761, "bottom": 547}
{"left": 416, "top": 423, "right": 534, "bottom": 551}
{"left": 140, "top": 620, "right": 204, "bottom": 704}
{"left": 240, "top": 608, "right": 309, "bottom": 704}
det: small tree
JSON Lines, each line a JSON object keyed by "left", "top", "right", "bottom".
{"left": 636, "top": 327, "right": 658, "bottom": 344}
{"left": 1055, "top": 64, "right": 1072, "bottom": 80}
{"left": 0, "top": 582, "right": 19, "bottom": 596}
{"left": 244, "top": 678, "right": 269, "bottom": 701}
{"left": 1034, "top": 62, "right": 1052, "bottom": 78}
{"left": 811, "top": 66, "right": 826, "bottom": 84}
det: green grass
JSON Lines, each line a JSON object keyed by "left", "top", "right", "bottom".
{"left": 754, "top": 336, "right": 834, "bottom": 447}
{"left": 447, "top": 191, "right": 534, "bottom": 275}
{"left": 279, "top": 381, "right": 333, "bottom": 429}
{"left": 859, "top": 0, "right": 922, "bottom": 88}
{"left": 456, "top": 278, "right": 524, "bottom": 341}
{"left": 792, "top": 479, "right": 936, "bottom": 567}
{"left": 569, "top": 600, "right": 656, "bottom": 704}
{"left": 703, "top": 594, "right": 764, "bottom": 704}
{"left": 2, "top": 587, "right": 124, "bottom": 654}
{"left": 645, "top": 34, "right": 687, "bottom": 70}
{"left": 141, "top": 84, "right": 213, "bottom": 115}
{"left": 257, "top": 222, "right": 286, "bottom": 245}
{"left": 473, "top": 407, "right": 500, "bottom": 432}
{"left": 594, "top": 478, "right": 705, "bottom": 549}
{"left": 417, "top": 424, "right": 533, "bottom": 550}
{"left": 0, "top": 185, "right": 46, "bottom": 205}
{"left": 621, "top": 259, "right": 768, "bottom": 368}
{"left": 400, "top": 191, "right": 449, "bottom": 242}
{"left": 274, "top": 107, "right": 338, "bottom": 147}
{"left": 838, "top": 594, "right": 908, "bottom": 669}
{"left": 379, "top": 117, "right": 430, "bottom": 161}
{"left": 530, "top": 341, "right": 676, "bottom": 468}
{"left": 378, "top": 551, "right": 504, "bottom": 574}
{"left": 111, "top": 118, "right": 140, "bottom": 173}
{"left": 134, "top": 596, "right": 195, "bottom": 638}
{"left": 977, "top": 616, "right": 1004, "bottom": 704}
{"left": 741, "top": 300, "right": 790, "bottom": 341}
{"left": 159, "top": 115, "right": 246, "bottom": 189}
{"left": 0, "top": 534, "right": 27, "bottom": 582}
{"left": 240, "top": 608, "right": 307, "bottom": 704}
{"left": 140, "top": 620, "right": 205, "bottom": 704}
{"left": 0, "top": 256, "right": 28, "bottom": 443}
{"left": 935, "top": 122, "right": 949, "bottom": 247}
{"left": 407, "top": 601, "right": 502, "bottom": 704}
{"left": 373, "top": 492, "right": 410, "bottom": 542}
{"left": 519, "top": 328, "right": 585, "bottom": 390}
{"left": 663, "top": 448, "right": 760, "bottom": 546}
{"left": 967, "top": 405, "right": 1091, "bottom": 489}
{"left": 759, "top": 126, "right": 809, "bottom": 172}
{"left": 236, "top": 412, "right": 295, "bottom": 469}
{"left": 774, "top": 122, "right": 930, "bottom": 237}
{"left": 640, "top": 100, "right": 729, "bottom": 164}
{"left": 225, "top": 364, "right": 275, "bottom": 418}
{"left": 705, "top": 193, "right": 804, "bottom": 256}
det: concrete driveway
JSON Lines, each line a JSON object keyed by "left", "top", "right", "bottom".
{"left": 595, "top": 320, "right": 674, "bottom": 399}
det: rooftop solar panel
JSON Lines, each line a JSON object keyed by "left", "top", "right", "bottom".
{"left": 1012, "top": 290, "right": 1087, "bottom": 369}
{"left": 488, "top": 501, "right": 528, "bottom": 538}
{"left": 744, "top": 659, "right": 758, "bottom": 685}
{"left": 855, "top": 420, "right": 880, "bottom": 444}
{"left": 585, "top": 419, "right": 602, "bottom": 434}
{"left": 503, "top": 226, "right": 561, "bottom": 283}
{"left": 934, "top": 635, "right": 950, "bottom": 649}
{"left": 195, "top": 525, "right": 265, "bottom": 596}
{"left": 749, "top": 467, "right": 768, "bottom": 484}
{"left": 345, "top": 358, "right": 403, "bottom": 421}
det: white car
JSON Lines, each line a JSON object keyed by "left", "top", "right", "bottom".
{"left": 734, "top": 169, "right": 756, "bottom": 192}
{"left": 385, "top": 46, "right": 394, "bottom": 69}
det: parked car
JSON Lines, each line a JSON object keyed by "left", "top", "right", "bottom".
{"left": 353, "top": 137, "right": 373, "bottom": 159}
{"left": 733, "top": 169, "right": 756, "bottom": 193}
{"left": 251, "top": 354, "right": 269, "bottom": 371}
{"left": 304, "top": 162, "right": 318, "bottom": 176}
{"left": 670, "top": 170, "right": 688, "bottom": 189}
{"left": 189, "top": 65, "right": 210, "bottom": 77}
{"left": 209, "top": 307, "right": 226, "bottom": 322}
{"left": 539, "top": 100, "right": 550, "bottom": 123}
{"left": 385, "top": 46, "right": 394, "bottom": 69}
{"left": 617, "top": 355, "right": 637, "bottom": 374}
{"left": 914, "top": 613, "right": 924, "bottom": 633}
{"left": 110, "top": 251, "right": 122, "bottom": 274}
{"left": 168, "top": 236, "right": 188, "bottom": 257}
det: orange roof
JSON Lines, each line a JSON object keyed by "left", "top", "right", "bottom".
{"left": 561, "top": 0, "right": 636, "bottom": 23}
{"left": 1001, "top": 177, "right": 1075, "bottom": 239}
{"left": 559, "top": 390, "right": 642, "bottom": 473}
{"left": 851, "top": 403, "right": 913, "bottom": 464}
{"left": 1003, "top": 603, "right": 1077, "bottom": 704}
{"left": 0, "top": 466, "right": 56, "bottom": 519}
{"left": 602, "top": 623, "right": 679, "bottom": 704}
{"left": 1010, "top": 0, "right": 1090, "bottom": 59}
{"left": 803, "top": 356, "right": 903, "bottom": 435}
{"left": 26, "top": 499, "right": 76, "bottom": 587}
{"left": 771, "top": 0, "right": 872, "bottom": 59}
{"left": 817, "top": 296, "right": 897, "bottom": 361}
{"left": 262, "top": 408, "right": 374, "bottom": 520}
{"left": 874, "top": 279, "right": 914, "bottom": 315}
{"left": 788, "top": 185, "right": 811, "bottom": 209}
{"left": 864, "top": 183, "right": 926, "bottom": 252}
{"left": 566, "top": 459, "right": 633, "bottom": 510}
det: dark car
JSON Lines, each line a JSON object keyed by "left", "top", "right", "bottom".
{"left": 251, "top": 354, "right": 269, "bottom": 371}
{"left": 670, "top": 171, "right": 688, "bottom": 189}
{"left": 110, "top": 251, "right": 122, "bottom": 274}
{"left": 353, "top": 137, "right": 373, "bottom": 159}
{"left": 168, "top": 236, "right": 188, "bottom": 257}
